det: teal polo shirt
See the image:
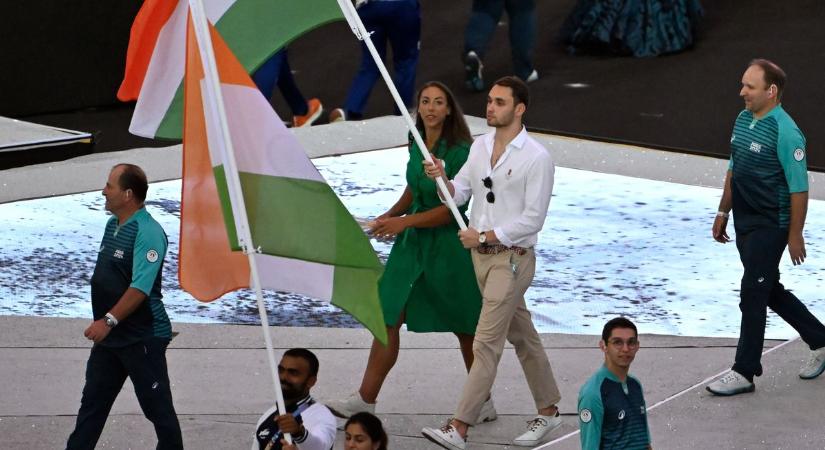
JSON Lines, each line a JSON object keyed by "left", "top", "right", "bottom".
{"left": 91, "top": 208, "right": 172, "bottom": 347}
{"left": 729, "top": 105, "right": 808, "bottom": 232}
{"left": 578, "top": 365, "right": 650, "bottom": 450}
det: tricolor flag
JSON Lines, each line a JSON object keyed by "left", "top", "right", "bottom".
{"left": 181, "top": 14, "right": 387, "bottom": 342}
{"left": 118, "top": 0, "right": 342, "bottom": 139}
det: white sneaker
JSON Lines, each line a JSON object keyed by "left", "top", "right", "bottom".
{"left": 422, "top": 422, "right": 466, "bottom": 450}
{"left": 325, "top": 392, "right": 375, "bottom": 418}
{"left": 512, "top": 412, "right": 562, "bottom": 447}
{"left": 799, "top": 347, "right": 825, "bottom": 379}
{"left": 475, "top": 397, "right": 498, "bottom": 424}
{"left": 706, "top": 370, "right": 755, "bottom": 396}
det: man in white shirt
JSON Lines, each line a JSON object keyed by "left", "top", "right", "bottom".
{"left": 421, "top": 76, "right": 562, "bottom": 449}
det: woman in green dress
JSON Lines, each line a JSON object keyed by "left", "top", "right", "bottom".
{"left": 328, "top": 81, "right": 493, "bottom": 422}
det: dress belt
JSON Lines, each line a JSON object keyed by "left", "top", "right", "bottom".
{"left": 475, "top": 244, "right": 529, "bottom": 256}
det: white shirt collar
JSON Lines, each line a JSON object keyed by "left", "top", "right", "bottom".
{"left": 483, "top": 125, "right": 528, "bottom": 152}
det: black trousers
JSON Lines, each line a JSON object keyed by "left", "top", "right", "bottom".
{"left": 732, "top": 227, "right": 825, "bottom": 379}
{"left": 66, "top": 338, "right": 183, "bottom": 450}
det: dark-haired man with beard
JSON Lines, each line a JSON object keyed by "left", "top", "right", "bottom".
{"left": 253, "top": 348, "right": 336, "bottom": 450}
{"left": 421, "top": 76, "right": 561, "bottom": 449}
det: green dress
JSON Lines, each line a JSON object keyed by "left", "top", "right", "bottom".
{"left": 378, "top": 138, "right": 482, "bottom": 334}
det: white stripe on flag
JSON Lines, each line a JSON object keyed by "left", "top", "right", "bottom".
{"left": 254, "top": 253, "right": 335, "bottom": 301}
{"left": 202, "top": 82, "right": 326, "bottom": 182}
{"left": 130, "top": 0, "right": 235, "bottom": 138}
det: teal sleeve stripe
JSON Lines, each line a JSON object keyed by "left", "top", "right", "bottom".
{"left": 130, "top": 218, "right": 168, "bottom": 296}
{"left": 776, "top": 122, "right": 808, "bottom": 193}
{"left": 578, "top": 382, "right": 605, "bottom": 450}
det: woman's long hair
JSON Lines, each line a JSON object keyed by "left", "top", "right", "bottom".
{"left": 414, "top": 81, "right": 472, "bottom": 149}
{"left": 345, "top": 412, "right": 388, "bottom": 450}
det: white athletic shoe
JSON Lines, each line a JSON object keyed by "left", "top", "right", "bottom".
{"left": 799, "top": 347, "right": 825, "bottom": 379}
{"left": 422, "top": 422, "right": 466, "bottom": 450}
{"left": 706, "top": 370, "right": 755, "bottom": 396}
{"left": 325, "top": 391, "right": 375, "bottom": 418}
{"left": 476, "top": 397, "right": 498, "bottom": 424}
{"left": 512, "top": 411, "right": 562, "bottom": 446}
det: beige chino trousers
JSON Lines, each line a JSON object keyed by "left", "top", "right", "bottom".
{"left": 454, "top": 248, "right": 561, "bottom": 425}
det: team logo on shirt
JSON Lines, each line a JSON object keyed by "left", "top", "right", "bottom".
{"left": 146, "top": 249, "right": 159, "bottom": 263}
{"left": 618, "top": 409, "right": 626, "bottom": 420}
{"left": 113, "top": 249, "right": 125, "bottom": 259}
{"left": 749, "top": 142, "right": 762, "bottom": 153}
{"left": 257, "top": 429, "right": 271, "bottom": 440}
{"left": 794, "top": 148, "right": 805, "bottom": 161}
{"left": 579, "top": 409, "right": 592, "bottom": 423}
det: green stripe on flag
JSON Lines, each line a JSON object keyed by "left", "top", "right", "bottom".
{"left": 218, "top": 0, "right": 344, "bottom": 72}
{"left": 213, "top": 165, "right": 240, "bottom": 250}
{"left": 157, "top": 85, "right": 185, "bottom": 140}
{"left": 211, "top": 166, "right": 387, "bottom": 343}
{"left": 240, "top": 172, "right": 381, "bottom": 271}
{"left": 333, "top": 265, "right": 387, "bottom": 344}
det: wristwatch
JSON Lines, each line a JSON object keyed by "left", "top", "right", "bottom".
{"left": 478, "top": 231, "right": 487, "bottom": 245}
{"left": 104, "top": 313, "right": 118, "bottom": 328}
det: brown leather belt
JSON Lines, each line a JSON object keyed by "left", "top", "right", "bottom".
{"left": 475, "top": 244, "right": 529, "bottom": 256}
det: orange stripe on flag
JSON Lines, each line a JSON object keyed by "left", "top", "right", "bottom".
{"left": 117, "top": 0, "right": 179, "bottom": 102}
{"left": 179, "top": 13, "right": 250, "bottom": 301}
{"left": 207, "top": 24, "right": 258, "bottom": 88}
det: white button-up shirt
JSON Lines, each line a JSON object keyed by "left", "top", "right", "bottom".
{"left": 451, "top": 127, "right": 554, "bottom": 248}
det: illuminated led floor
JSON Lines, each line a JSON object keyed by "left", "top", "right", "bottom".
{"left": 2, "top": 147, "right": 823, "bottom": 338}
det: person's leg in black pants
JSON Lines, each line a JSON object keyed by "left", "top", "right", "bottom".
{"left": 504, "top": 0, "right": 537, "bottom": 80}
{"left": 385, "top": 0, "right": 420, "bottom": 113}
{"left": 767, "top": 275, "right": 825, "bottom": 351}
{"left": 276, "top": 50, "right": 309, "bottom": 117}
{"left": 66, "top": 345, "right": 128, "bottom": 450}
{"left": 124, "top": 338, "right": 183, "bottom": 450}
{"left": 732, "top": 228, "right": 784, "bottom": 380}
{"left": 733, "top": 227, "right": 825, "bottom": 379}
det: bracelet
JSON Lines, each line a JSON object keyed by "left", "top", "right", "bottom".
{"left": 716, "top": 211, "right": 730, "bottom": 219}
{"left": 105, "top": 312, "right": 119, "bottom": 326}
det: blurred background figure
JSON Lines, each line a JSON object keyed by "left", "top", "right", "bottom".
{"left": 560, "top": 0, "right": 703, "bottom": 57}
{"left": 253, "top": 49, "right": 323, "bottom": 127}
{"left": 329, "top": 0, "right": 421, "bottom": 122}
{"left": 462, "top": 0, "right": 538, "bottom": 92}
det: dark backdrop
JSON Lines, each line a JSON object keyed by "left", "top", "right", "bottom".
{"left": 2, "top": 0, "right": 823, "bottom": 170}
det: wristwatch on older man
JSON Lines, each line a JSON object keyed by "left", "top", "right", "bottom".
{"left": 478, "top": 231, "right": 487, "bottom": 245}
{"left": 104, "top": 312, "right": 119, "bottom": 328}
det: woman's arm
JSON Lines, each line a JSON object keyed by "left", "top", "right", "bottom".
{"left": 380, "top": 187, "right": 413, "bottom": 218}
{"left": 371, "top": 204, "right": 454, "bottom": 237}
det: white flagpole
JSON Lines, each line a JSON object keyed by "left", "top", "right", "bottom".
{"left": 336, "top": 0, "right": 468, "bottom": 231}
{"left": 187, "top": 0, "right": 292, "bottom": 443}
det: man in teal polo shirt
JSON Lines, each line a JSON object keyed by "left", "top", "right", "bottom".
{"left": 66, "top": 164, "right": 182, "bottom": 449}
{"left": 708, "top": 59, "right": 825, "bottom": 396}
{"left": 578, "top": 317, "right": 652, "bottom": 450}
